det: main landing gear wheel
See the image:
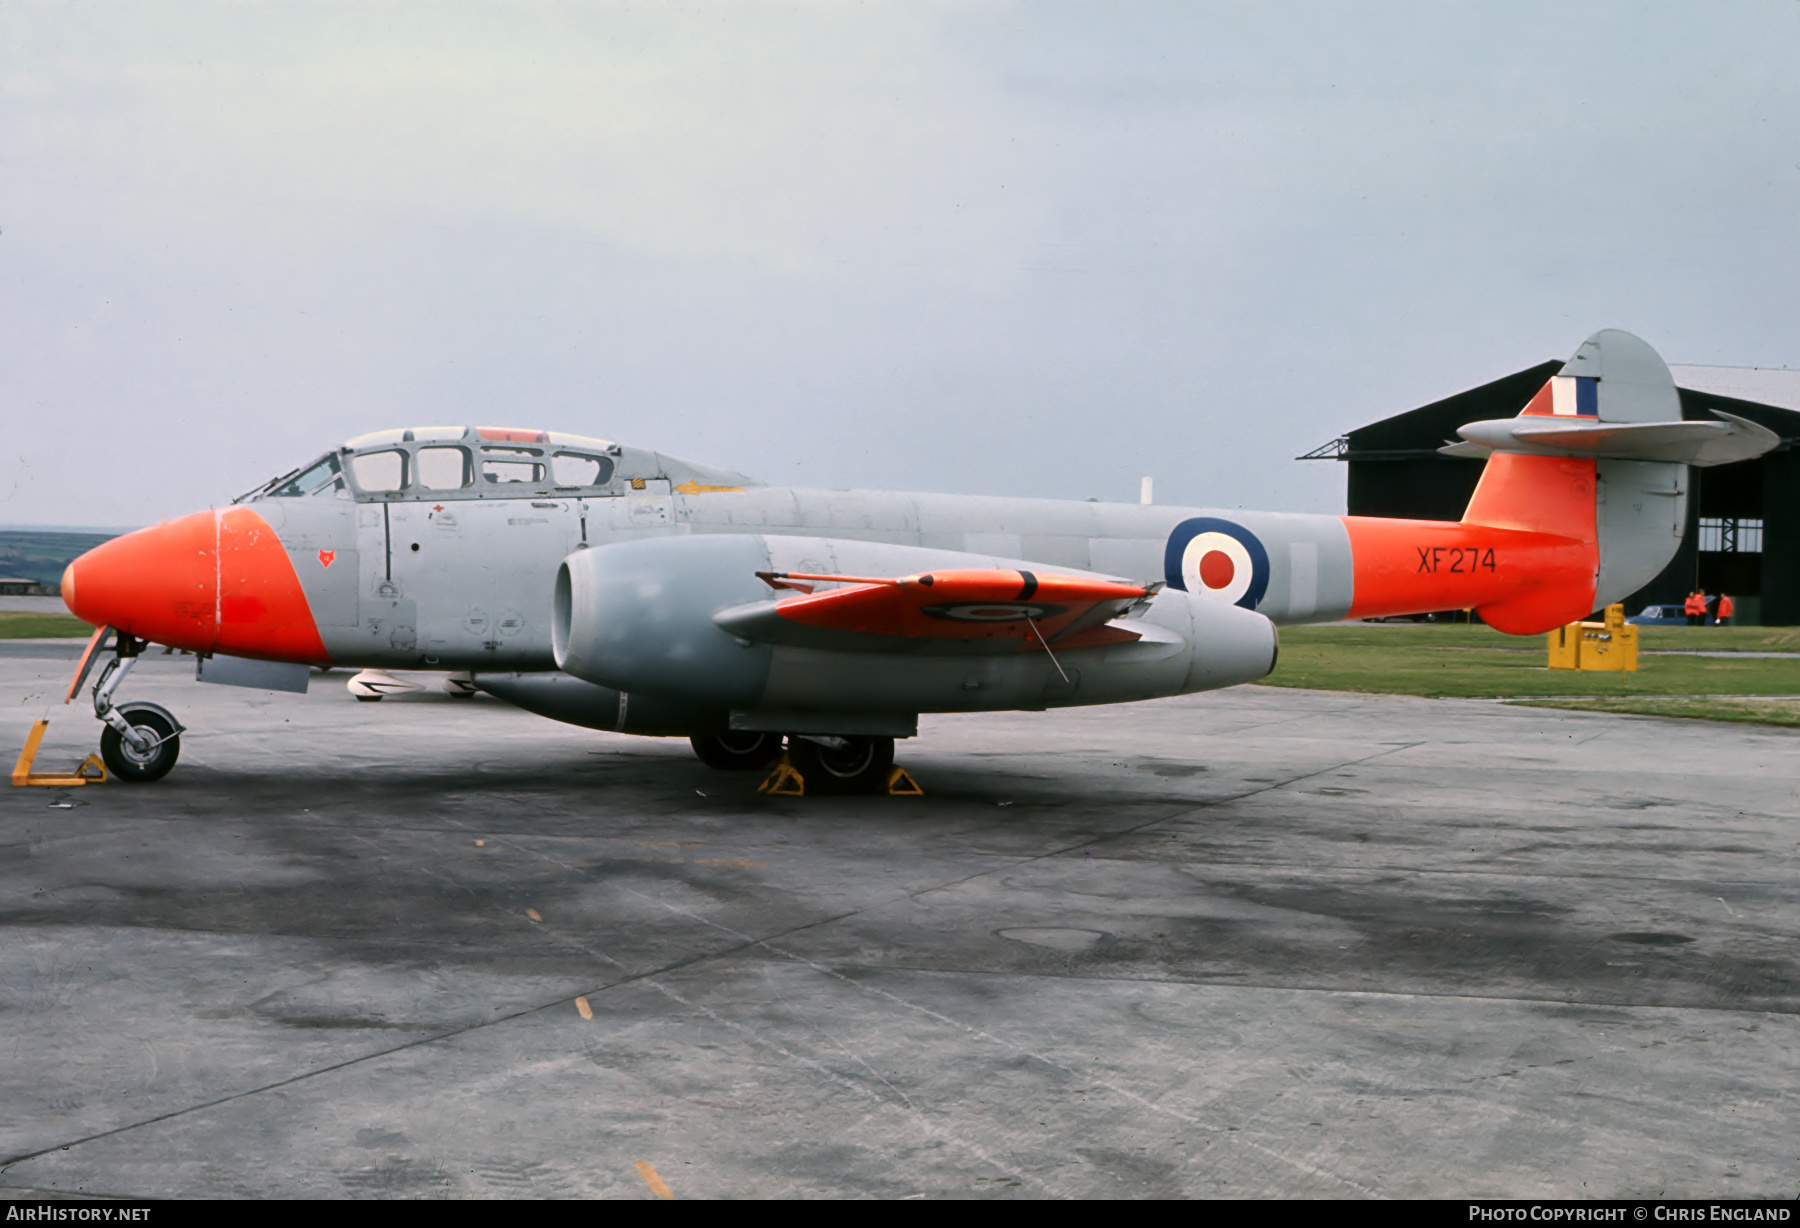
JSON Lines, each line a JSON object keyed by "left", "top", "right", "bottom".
{"left": 99, "top": 708, "right": 181, "bottom": 783}
{"left": 690, "top": 731, "right": 785, "bottom": 771}
{"left": 786, "top": 735, "right": 895, "bottom": 794}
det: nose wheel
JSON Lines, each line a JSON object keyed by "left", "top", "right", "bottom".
{"left": 99, "top": 707, "right": 181, "bottom": 782}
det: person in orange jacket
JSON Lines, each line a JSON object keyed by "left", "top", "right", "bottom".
{"left": 1685, "top": 590, "right": 1707, "bottom": 626}
{"left": 1717, "top": 593, "right": 1734, "bottom": 626}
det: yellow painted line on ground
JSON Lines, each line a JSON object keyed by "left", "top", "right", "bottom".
{"left": 575, "top": 996, "right": 593, "bottom": 1020}
{"left": 525, "top": 908, "right": 542, "bottom": 922}
{"left": 635, "top": 1161, "right": 673, "bottom": 1199}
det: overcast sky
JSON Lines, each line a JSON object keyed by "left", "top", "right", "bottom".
{"left": 4, "top": 1, "right": 1798, "bottom": 528}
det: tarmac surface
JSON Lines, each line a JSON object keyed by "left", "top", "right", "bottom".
{"left": 0, "top": 596, "right": 73, "bottom": 613}
{"left": 2, "top": 640, "right": 1797, "bottom": 1199}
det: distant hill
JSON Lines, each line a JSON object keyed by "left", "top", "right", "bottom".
{"left": 0, "top": 530, "right": 121, "bottom": 588}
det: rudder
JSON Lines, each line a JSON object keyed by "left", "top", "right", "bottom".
{"left": 1563, "top": 330, "right": 1688, "bottom": 609}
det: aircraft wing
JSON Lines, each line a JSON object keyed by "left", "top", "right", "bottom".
{"left": 713, "top": 569, "right": 1157, "bottom": 654}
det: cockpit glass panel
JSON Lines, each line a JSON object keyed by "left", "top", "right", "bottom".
{"left": 269, "top": 454, "right": 343, "bottom": 498}
{"left": 416, "top": 446, "right": 472, "bottom": 490}
{"left": 552, "top": 452, "right": 613, "bottom": 487}
{"left": 351, "top": 450, "right": 407, "bottom": 493}
{"left": 481, "top": 446, "right": 546, "bottom": 485}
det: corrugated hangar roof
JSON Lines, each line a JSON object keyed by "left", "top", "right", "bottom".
{"left": 1303, "top": 362, "right": 1800, "bottom": 461}
{"left": 1669, "top": 365, "right": 1800, "bottom": 415}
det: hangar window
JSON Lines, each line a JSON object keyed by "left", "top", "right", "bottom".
{"left": 416, "top": 445, "right": 472, "bottom": 490}
{"left": 1699, "top": 518, "right": 1763, "bottom": 553}
{"left": 350, "top": 450, "right": 408, "bottom": 493}
{"left": 552, "top": 452, "right": 614, "bottom": 488}
{"left": 267, "top": 454, "right": 344, "bottom": 498}
{"left": 482, "top": 446, "right": 546, "bottom": 485}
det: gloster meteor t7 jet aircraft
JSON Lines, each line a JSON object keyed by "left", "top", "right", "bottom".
{"left": 56, "top": 330, "right": 1777, "bottom": 791}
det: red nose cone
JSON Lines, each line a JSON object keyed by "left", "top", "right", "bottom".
{"left": 63, "top": 507, "right": 329, "bottom": 662}
{"left": 63, "top": 510, "right": 218, "bottom": 650}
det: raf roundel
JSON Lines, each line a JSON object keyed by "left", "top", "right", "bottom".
{"left": 1163, "top": 517, "right": 1270, "bottom": 610}
{"left": 923, "top": 602, "right": 1067, "bottom": 623}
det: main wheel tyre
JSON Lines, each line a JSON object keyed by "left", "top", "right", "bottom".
{"left": 787, "top": 735, "right": 895, "bottom": 794}
{"left": 99, "top": 710, "right": 180, "bottom": 783}
{"left": 689, "top": 732, "right": 784, "bottom": 771}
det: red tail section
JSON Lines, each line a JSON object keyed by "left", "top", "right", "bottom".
{"left": 1339, "top": 514, "right": 1594, "bottom": 634}
{"left": 1339, "top": 353, "right": 1617, "bottom": 634}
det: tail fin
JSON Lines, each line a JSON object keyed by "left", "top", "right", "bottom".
{"left": 1451, "top": 329, "right": 1773, "bottom": 619}
{"left": 1339, "top": 330, "right": 1777, "bottom": 634}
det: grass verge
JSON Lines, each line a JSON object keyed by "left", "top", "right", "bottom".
{"left": 0, "top": 611, "right": 93, "bottom": 639}
{"left": 1262, "top": 623, "right": 1800, "bottom": 702}
{"left": 1506, "top": 696, "right": 1800, "bottom": 727}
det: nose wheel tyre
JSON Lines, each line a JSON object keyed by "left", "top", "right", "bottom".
{"left": 99, "top": 709, "right": 181, "bottom": 783}
{"left": 787, "top": 735, "right": 895, "bottom": 794}
{"left": 689, "top": 732, "right": 784, "bottom": 771}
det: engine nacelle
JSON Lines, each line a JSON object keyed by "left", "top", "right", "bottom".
{"left": 553, "top": 534, "right": 1276, "bottom": 722}
{"left": 555, "top": 534, "right": 777, "bottom": 707}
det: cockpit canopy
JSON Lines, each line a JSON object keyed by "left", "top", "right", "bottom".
{"left": 238, "top": 426, "right": 753, "bottom": 504}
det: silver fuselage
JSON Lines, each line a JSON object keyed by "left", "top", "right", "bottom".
{"left": 255, "top": 478, "right": 1355, "bottom": 672}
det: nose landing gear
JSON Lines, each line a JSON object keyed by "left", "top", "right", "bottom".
{"left": 68, "top": 629, "right": 185, "bottom": 783}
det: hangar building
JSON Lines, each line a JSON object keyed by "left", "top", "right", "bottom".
{"left": 1303, "top": 362, "right": 1800, "bottom": 625}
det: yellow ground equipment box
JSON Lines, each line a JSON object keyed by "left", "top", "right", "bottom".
{"left": 1546, "top": 604, "right": 1638, "bottom": 672}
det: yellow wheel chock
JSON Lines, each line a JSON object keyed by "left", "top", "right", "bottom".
{"left": 757, "top": 753, "right": 806, "bottom": 796}
{"left": 755, "top": 754, "right": 925, "bottom": 797}
{"left": 884, "top": 766, "right": 924, "bottom": 796}
{"left": 12, "top": 720, "right": 108, "bottom": 787}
